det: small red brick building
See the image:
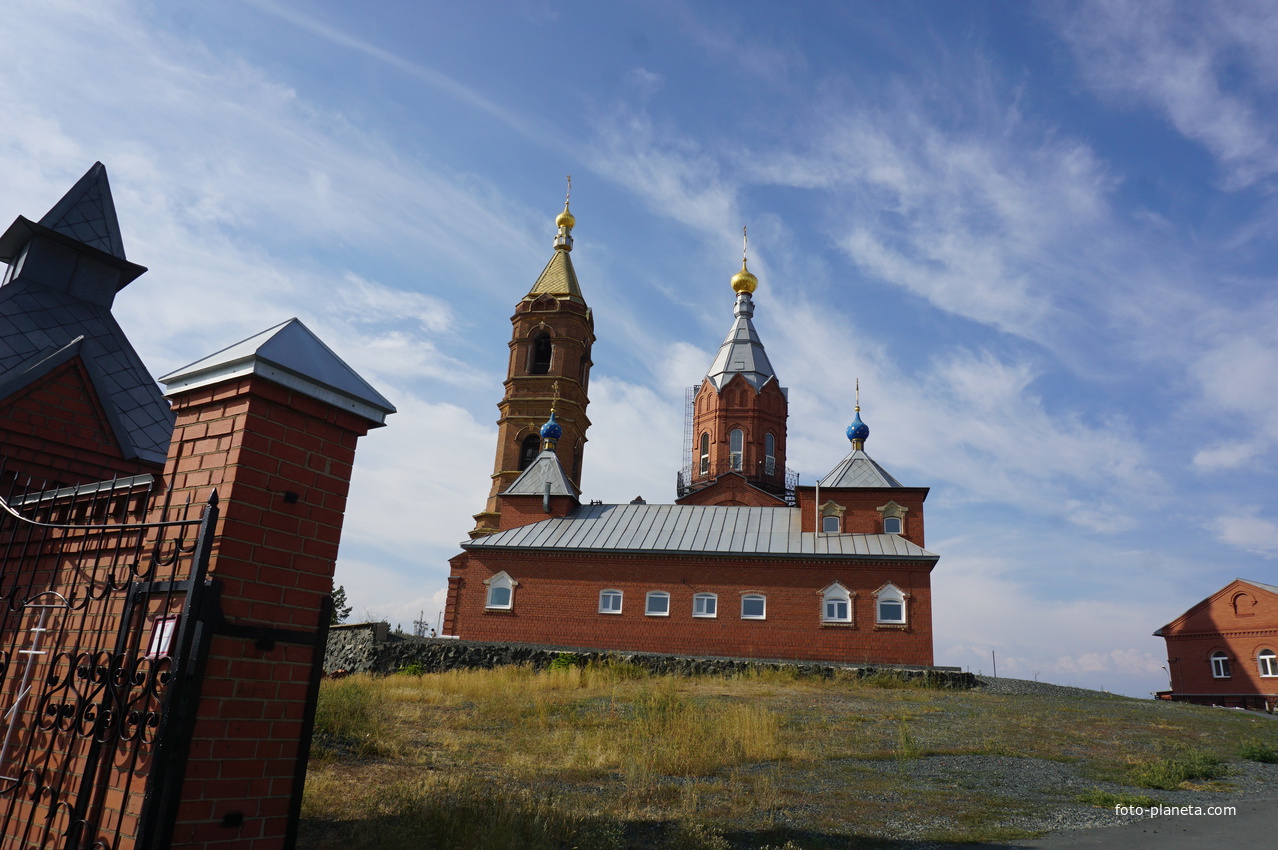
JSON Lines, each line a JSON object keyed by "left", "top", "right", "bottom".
{"left": 444, "top": 207, "right": 940, "bottom": 666}
{"left": 1155, "top": 578, "right": 1278, "bottom": 711}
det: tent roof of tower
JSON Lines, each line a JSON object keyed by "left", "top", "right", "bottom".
{"left": 526, "top": 250, "right": 585, "bottom": 303}
{"left": 818, "top": 449, "right": 904, "bottom": 488}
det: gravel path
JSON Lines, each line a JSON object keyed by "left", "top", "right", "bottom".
{"left": 870, "top": 676, "right": 1278, "bottom": 844}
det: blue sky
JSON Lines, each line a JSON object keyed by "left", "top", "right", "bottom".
{"left": 3, "top": 0, "right": 1277, "bottom": 696}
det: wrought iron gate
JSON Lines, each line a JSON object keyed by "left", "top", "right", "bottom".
{"left": 0, "top": 471, "right": 217, "bottom": 850}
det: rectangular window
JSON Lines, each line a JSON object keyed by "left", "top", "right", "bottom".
{"left": 824, "top": 600, "right": 849, "bottom": 621}
{"left": 1211, "top": 653, "right": 1231, "bottom": 678}
{"left": 741, "top": 594, "right": 766, "bottom": 619}
{"left": 599, "top": 590, "right": 623, "bottom": 614}
{"left": 646, "top": 591, "right": 670, "bottom": 617}
{"left": 822, "top": 515, "right": 840, "bottom": 533}
{"left": 877, "top": 600, "right": 904, "bottom": 623}
{"left": 693, "top": 593, "right": 717, "bottom": 618}
{"left": 1260, "top": 652, "right": 1278, "bottom": 678}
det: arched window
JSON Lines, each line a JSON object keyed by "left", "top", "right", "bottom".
{"left": 765, "top": 433, "right": 776, "bottom": 476}
{"left": 1258, "top": 649, "right": 1277, "bottom": 678}
{"left": 1211, "top": 651, "right": 1231, "bottom": 679}
{"left": 579, "top": 353, "right": 590, "bottom": 389}
{"left": 599, "top": 589, "right": 623, "bottom": 614}
{"left": 883, "top": 516, "right": 902, "bottom": 534}
{"left": 822, "top": 515, "right": 840, "bottom": 533}
{"left": 699, "top": 433, "right": 710, "bottom": 475}
{"left": 530, "top": 333, "right": 552, "bottom": 374}
{"left": 822, "top": 584, "right": 852, "bottom": 623}
{"left": 693, "top": 593, "right": 717, "bottom": 617}
{"left": 518, "top": 434, "right": 540, "bottom": 470}
{"left": 741, "top": 593, "right": 766, "bottom": 619}
{"left": 484, "top": 572, "right": 516, "bottom": 610}
{"left": 876, "top": 584, "right": 906, "bottom": 624}
{"left": 729, "top": 429, "right": 743, "bottom": 471}
{"left": 645, "top": 591, "right": 670, "bottom": 617}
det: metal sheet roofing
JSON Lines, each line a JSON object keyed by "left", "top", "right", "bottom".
{"left": 818, "top": 449, "right": 904, "bottom": 488}
{"left": 704, "top": 292, "right": 778, "bottom": 392}
{"left": 502, "top": 449, "right": 578, "bottom": 497}
{"left": 465, "top": 503, "right": 937, "bottom": 559}
{"left": 526, "top": 250, "right": 584, "bottom": 302}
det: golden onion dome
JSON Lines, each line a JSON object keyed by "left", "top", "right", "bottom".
{"left": 556, "top": 203, "right": 575, "bottom": 230}
{"left": 730, "top": 259, "right": 758, "bottom": 294}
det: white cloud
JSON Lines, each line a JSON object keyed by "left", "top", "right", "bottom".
{"left": 1213, "top": 509, "right": 1278, "bottom": 557}
{"left": 1193, "top": 441, "right": 1261, "bottom": 471}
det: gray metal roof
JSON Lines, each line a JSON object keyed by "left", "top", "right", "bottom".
{"left": 704, "top": 292, "right": 779, "bottom": 392}
{"left": 502, "top": 449, "right": 577, "bottom": 497}
{"left": 818, "top": 449, "right": 904, "bottom": 488}
{"left": 159, "top": 318, "right": 396, "bottom": 426}
{"left": 464, "top": 502, "right": 937, "bottom": 560}
{"left": 1242, "top": 579, "right": 1278, "bottom": 595}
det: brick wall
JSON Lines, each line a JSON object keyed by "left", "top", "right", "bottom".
{"left": 0, "top": 356, "right": 161, "bottom": 485}
{"left": 1161, "top": 581, "right": 1278, "bottom": 705}
{"left": 448, "top": 550, "right": 934, "bottom": 666}
{"left": 157, "top": 373, "right": 372, "bottom": 849}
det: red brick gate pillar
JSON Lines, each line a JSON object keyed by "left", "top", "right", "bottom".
{"left": 151, "top": 319, "right": 394, "bottom": 849}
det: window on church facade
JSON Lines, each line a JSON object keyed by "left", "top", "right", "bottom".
{"left": 1258, "top": 649, "right": 1276, "bottom": 678}
{"left": 822, "top": 515, "right": 840, "bottom": 533}
{"left": 693, "top": 593, "right": 717, "bottom": 617}
{"left": 822, "top": 584, "right": 852, "bottom": 623}
{"left": 530, "top": 333, "right": 552, "bottom": 374}
{"left": 646, "top": 591, "right": 670, "bottom": 616}
{"left": 729, "top": 429, "right": 743, "bottom": 471}
{"left": 599, "top": 589, "right": 622, "bottom": 614}
{"left": 518, "top": 435, "right": 540, "bottom": 470}
{"left": 883, "top": 516, "right": 902, "bottom": 534}
{"left": 485, "top": 573, "right": 515, "bottom": 610}
{"left": 1211, "top": 651, "right": 1231, "bottom": 678}
{"left": 700, "top": 433, "right": 709, "bottom": 475}
{"left": 765, "top": 433, "right": 775, "bottom": 475}
{"left": 741, "top": 593, "right": 766, "bottom": 619}
{"left": 876, "top": 585, "right": 906, "bottom": 624}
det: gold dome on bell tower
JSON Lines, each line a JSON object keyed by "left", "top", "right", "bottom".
{"left": 730, "top": 226, "right": 758, "bottom": 294}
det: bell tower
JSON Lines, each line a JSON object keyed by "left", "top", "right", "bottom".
{"left": 680, "top": 229, "right": 790, "bottom": 502}
{"left": 472, "top": 185, "right": 594, "bottom": 537}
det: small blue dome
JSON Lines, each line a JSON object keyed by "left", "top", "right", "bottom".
{"left": 540, "top": 412, "right": 562, "bottom": 441}
{"left": 846, "top": 410, "right": 869, "bottom": 444}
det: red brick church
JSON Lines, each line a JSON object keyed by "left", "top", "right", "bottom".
{"left": 443, "top": 202, "right": 939, "bottom": 666}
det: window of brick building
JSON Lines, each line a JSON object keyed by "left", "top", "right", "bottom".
{"left": 883, "top": 516, "right": 902, "bottom": 534}
{"left": 693, "top": 593, "right": 717, "bottom": 617}
{"left": 599, "top": 589, "right": 623, "bottom": 614}
{"left": 729, "top": 429, "right": 743, "bottom": 471}
{"left": 1259, "top": 649, "right": 1277, "bottom": 678}
{"left": 646, "top": 591, "right": 670, "bottom": 617}
{"left": 741, "top": 593, "right": 766, "bottom": 619}
{"left": 876, "top": 584, "right": 906, "bottom": 625}
{"left": 822, "top": 515, "right": 840, "bottom": 533}
{"left": 822, "top": 584, "right": 852, "bottom": 624}
{"left": 1211, "top": 651, "right": 1231, "bottom": 679}
{"left": 484, "top": 572, "right": 516, "bottom": 610}
{"left": 699, "top": 432, "right": 710, "bottom": 475}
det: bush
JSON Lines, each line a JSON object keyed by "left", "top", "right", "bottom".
{"left": 1239, "top": 739, "right": 1278, "bottom": 763}
{"left": 1127, "top": 750, "right": 1225, "bottom": 790}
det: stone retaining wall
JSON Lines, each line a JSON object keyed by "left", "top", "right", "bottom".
{"left": 324, "top": 622, "right": 977, "bottom": 688}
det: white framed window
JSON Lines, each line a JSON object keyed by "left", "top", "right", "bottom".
{"left": 693, "top": 593, "right": 717, "bottom": 618}
{"left": 741, "top": 593, "right": 766, "bottom": 619}
{"left": 484, "top": 571, "right": 516, "bottom": 610}
{"left": 875, "top": 583, "right": 906, "bottom": 624}
{"left": 883, "top": 516, "right": 902, "bottom": 534}
{"left": 822, "top": 515, "right": 840, "bottom": 533}
{"left": 1211, "top": 651, "right": 1231, "bottom": 679}
{"left": 646, "top": 591, "right": 670, "bottom": 617}
{"left": 822, "top": 583, "right": 852, "bottom": 623}
{"left": 729, "top": 429, "right": 743, "bottom": 471}
{"left": 699, "top": 432, "right": 710, "bottom": 475}
{"left": 599, "top": 589, "right": 623, "bottom": 614}
{"left": 1258, "top": 649, "right": 1277, "bottom": 678}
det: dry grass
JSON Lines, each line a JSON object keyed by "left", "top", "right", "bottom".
{"left": 300, "top": 666, "right": 1278, "bottom": 849}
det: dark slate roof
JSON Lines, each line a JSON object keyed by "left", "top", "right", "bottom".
{"left": 503, "top": 449, "right": 577, "bottom": 497}
{"left": 38, "top": 162, "right": 127, "bottom": 260}
{"left": 0, "top": 278, "right": 173, "bottom": 463}
{"left": 0, "top": 164, "right": 172, "bottom": 464}
{"left": 159, "top": 318, "right": 396, "bottom": 426}
{"left": 464, "top": 502, "right": 937, "bottom": 559}
{"left": 818, "top": 449, "right": 904, "bottom": 488}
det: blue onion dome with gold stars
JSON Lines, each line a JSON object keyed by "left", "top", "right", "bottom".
{"left": 846, "top": 409, "right": 869, "bottom": 445}
{"left": 540, "top": 411, "right": 562, "bottom": 443}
